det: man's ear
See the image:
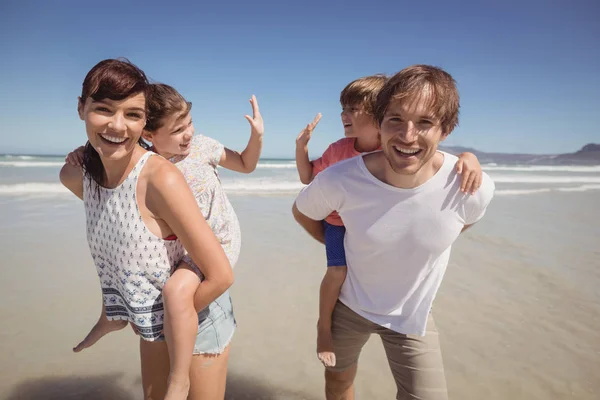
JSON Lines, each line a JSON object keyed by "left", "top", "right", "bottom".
{"left": 77, "top": 97, "right": 85, "bottom": 120}
{"left": 141, "top": 130, "right": 153, "bottom": 142}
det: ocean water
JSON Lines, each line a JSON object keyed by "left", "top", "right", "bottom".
{"left": 1, "top": 154, "right": 600, "bottom": 197}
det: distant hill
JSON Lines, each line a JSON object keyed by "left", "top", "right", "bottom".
{"left": 440, "top": 143, "right": 600, "bottom": 165}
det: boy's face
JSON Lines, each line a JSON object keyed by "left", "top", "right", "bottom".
{"left": 340, "top": 104, "right": 376, "bottom": 139}
{"left": 378, "top": 88, "right": 448, "bottom": 176}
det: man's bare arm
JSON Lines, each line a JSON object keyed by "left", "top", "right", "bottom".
{"left": 292, "top": 202, "right": 325, "bottom": 244}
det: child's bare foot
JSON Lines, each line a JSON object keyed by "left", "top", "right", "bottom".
{"left": 164, "top": 375, "right": 190, "bottom": 400}
{"left": 73, "top": 317, "right": 127, "bottom": 353}
{"left": 317, "top": 326, "right": 336, "bottom": 367}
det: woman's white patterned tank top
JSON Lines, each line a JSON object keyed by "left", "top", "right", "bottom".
{"left": 83, "top": 152, "right": 185, "bottom": 341}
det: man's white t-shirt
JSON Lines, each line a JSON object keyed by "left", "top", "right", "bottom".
{"left": 295, "top": 151, "right": 495, "bottom": 336}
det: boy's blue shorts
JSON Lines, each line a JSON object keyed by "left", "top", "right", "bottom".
{"left": 323, "top": 220, "right": 347, "bottom": 267}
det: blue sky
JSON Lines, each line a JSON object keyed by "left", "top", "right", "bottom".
{"left": 0, "top": 0, "right": 598, "bottom": 157}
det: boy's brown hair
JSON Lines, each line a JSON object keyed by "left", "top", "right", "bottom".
{"left": 339, "top": 74, "right": 388, "bottom": 115}
{"left": 374, "top": 65, "right": 460, "bottom": 134}
{"left": 144, "top": 83, "right": 192, "bottom": 132}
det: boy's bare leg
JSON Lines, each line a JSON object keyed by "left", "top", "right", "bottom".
{"left": 317, "top": 266, "right": 347, "bottom": 367}
{"left": 73, "top": 301, "right": 127, "bottom": 353}
{"left": 162, "top": 262, "right": 201, "bottom": 400}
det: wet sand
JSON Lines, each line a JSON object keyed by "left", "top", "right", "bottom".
{"left": 0, "top": 191, "right": 599, "bottom": 399}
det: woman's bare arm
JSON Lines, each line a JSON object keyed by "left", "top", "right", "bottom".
{"left": 147, "top": 162, "right": 234, "bottom": 309}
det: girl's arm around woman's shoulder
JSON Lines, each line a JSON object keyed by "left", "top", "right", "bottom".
{"left": 59, "top": 163, "right": 84, "bottom": 200}
{"left": 145, "top": 157, "right": 234, "bottom": 294}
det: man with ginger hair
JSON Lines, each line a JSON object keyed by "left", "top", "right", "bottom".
{"left": 293, "top": 65, "right": 495, "bottom": 399}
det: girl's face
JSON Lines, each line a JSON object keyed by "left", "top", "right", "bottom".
{"left": 143, "top": 111, "right": 194, "bottom": 159}
{"left": 78, "top": 93, "right": 147, "bottom": 161}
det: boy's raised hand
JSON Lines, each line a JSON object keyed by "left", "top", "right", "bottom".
{"left": 244, "top": 95, "right": 264, "bottom": 137}
{"left": 65, "top": 145, "right": 86, "bottom": 167}
{"left": 296, "top": 113, "right": 322, "bottom": 148}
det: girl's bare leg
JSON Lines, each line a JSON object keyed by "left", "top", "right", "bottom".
{"left": 162, "top": 263, "right": 201, "bottom": 400}
{"left": 73, "top": 299, "right": 127, "bottom": 353}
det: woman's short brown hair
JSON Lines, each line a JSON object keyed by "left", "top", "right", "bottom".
{"left": 80, "top": 58, "right": 148, "bottom": 105}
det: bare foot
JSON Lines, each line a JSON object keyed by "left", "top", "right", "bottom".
{"left": 73, "top": 317, "right": 127, "bottom": 352}
{"left": 317, "top": 327, "right": 336, "bottom": 367}
{"left": 164, "top": 375, "right": 190, "bottom": 400}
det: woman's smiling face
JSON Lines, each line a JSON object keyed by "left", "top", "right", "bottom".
{"left": 78, "top": 92, "right": 147, "bottom": 161}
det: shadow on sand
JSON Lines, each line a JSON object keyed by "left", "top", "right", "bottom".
{"left": 5, "top": 371, "right": 318, "bottom": 400}
{"left": 225, "top": 371, "right": 318, "bottom": 400}
{"left": 4, "top": 373, "right": 136, "bottom": 400}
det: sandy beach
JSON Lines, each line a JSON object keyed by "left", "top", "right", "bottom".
{"left": 0, "top": 183, "right": 599, "bottom": 399}
{"left": 1, "top": 0, "right": 598, "bottom": 397}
